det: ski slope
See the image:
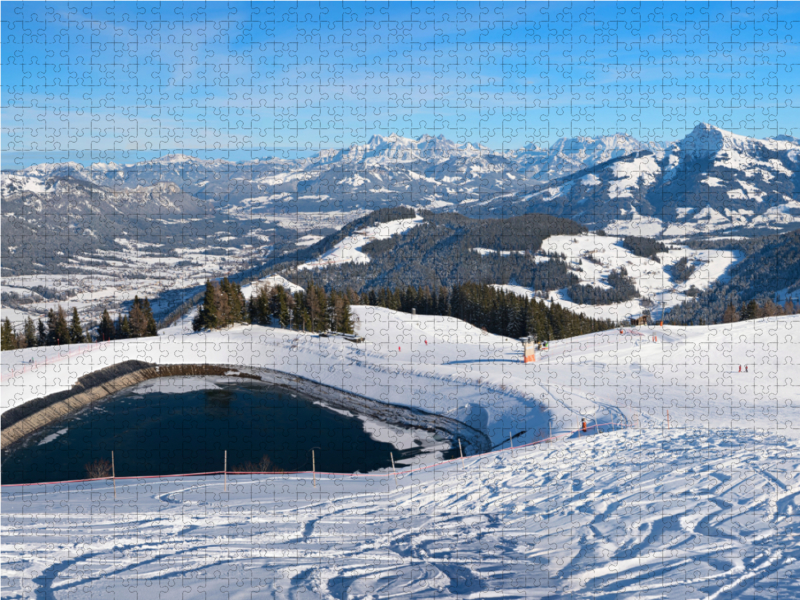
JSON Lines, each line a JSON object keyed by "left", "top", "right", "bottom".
{"left": 3, "top": 428, "right": 799, "bottom": 599}
{"left": 2, "top": 308, "right": 800, "bottom": 598}
{"left": 2, "top": 307, "right": 799, "bottom": 453}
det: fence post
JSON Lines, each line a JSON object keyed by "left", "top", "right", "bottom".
{"left": 111, "top": 451, "right": 116, "bottom": 500}
{"left": 224, "top": 450, "right": 227, "bottom": 492}
{"left": 458, "top": 439, "right": 464, "bottom": 463}
{"left": 312, "top": 449, "right": 316, "bottom": 487}
{"left": 390, "top": 452, "right": 397, "bottom": 485}
{"left": 509, "top": 433, "right": 514, "bottom": 450}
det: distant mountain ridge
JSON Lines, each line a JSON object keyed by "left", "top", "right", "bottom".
{"left": 478, "top": 123, "right": 800, "bottom": 235}
{"left": 2, "top": 124, "right": 799, "bottom": 276}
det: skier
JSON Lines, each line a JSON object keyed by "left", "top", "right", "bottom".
{"left": 745, "top": 365, "right": 748, "bottom": 373}
{"left": 581, "top": 418, "right": 588, "bottom": 433}
{"left": 424, "top": 340, "right": 427, "bottom": 345}
{"left": 739, "top": 365, "right": 742, "bottom": 373}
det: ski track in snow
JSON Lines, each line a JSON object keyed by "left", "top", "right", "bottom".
{"left": 3, "top": 430, "right": 800, "bottom": 599}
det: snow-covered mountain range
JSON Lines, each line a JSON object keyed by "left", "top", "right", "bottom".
{"left": 3, "top": 125, "right": 798, "bottom": 246}
{"left": 2, "top": 122, "right": 799, "bottom": 330}
{"left": 485, "top": 124, "right": 800, "bottom": 234}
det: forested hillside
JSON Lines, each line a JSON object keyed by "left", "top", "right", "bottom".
{"left": 361, "top": 282, "right": 614, "bottom": 341}
{"left": 271, "top": 210, "right": 587, "bottom": 293}
{"left": 667, "top": 230, "right": 800, "bottom": 324}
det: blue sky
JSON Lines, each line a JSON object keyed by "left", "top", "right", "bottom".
{"left": 3, "top": 1, "right": 800, "bottom": 165}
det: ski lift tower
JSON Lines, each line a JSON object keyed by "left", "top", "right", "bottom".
{"left": 521, "top": 335, "right": 537, "bottom": 364}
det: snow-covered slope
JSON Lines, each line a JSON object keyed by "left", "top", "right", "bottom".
{"left": 496, "top": 232, "right": 743, "bottom": 321}
{"left": 3, "top": 428, "right": 799, "bottom": 599}
{"left": 3, "top": 308, "right": 799, "bottom": 450}
{"left": 298, "top": 215, "right": 423, "bottom": 270}
{"left": 514, "top": 133, "right": 666, "bottom": 180}
{"left": 3, "top": 309, "right": 800, "bottom": 598}
{"left": 240, "top": 274, "right": 304, "bottom": 298}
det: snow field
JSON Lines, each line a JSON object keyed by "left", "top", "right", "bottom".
{"left": 498, "top": 232, "right": 742, "bottom": 321}
{"left": 2, "top": 428, "right": 799, "bottom": 599}
{"left": 1, "top": 237, "right": 262, "bottom": 328}
{"left": 297, "top": 215, "right": 423, "bottom": 270}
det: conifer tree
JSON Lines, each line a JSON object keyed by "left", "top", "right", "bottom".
{"left": 303, "top": 283, "right": 325, "bottom": 332}
{"left": 129, "top": 296, "right": 148, "bottom": 337}
{"left": 741, "top": 299, "right": 760, "bottom": 321}
{"left": 294, "top": 291, "right": 310, "bottom": 330}
{"left": 98, "top": 309, "right": 115, "bottom": 341}
{"left": 193, "top": 280, "right": 219, "bottom": 331}
{"left": 48, "top": 306, "right": 70, "bottom": 346}
{"left": 249, "top": 284, "right": 271, "bottom": 326}
{"left": 37, "top": 319, "right": 47, "bottom": 346}
{"left": 216, "top": 279, "right": 233, "bottom": 326}
{"left": 69, "top": 308, "right": 85, "bottom": 343}
{"left": 24, "top": 317, "right": 37, "bottom": 348}
{"left": 1, "top": 318, "right": 16, "bottom": 350}
{"left": 142, "top": 298, "right": 158, "bottom": 336}
{"left": 274, "top": 287, "right": 290, "bottom": 328}
{"left": 120, "top": 316, "right": 132, "bottom": 338}
{"left": 337, "top": 295, "right": 354, "bottom": 334}
{"left": 46, "top": 309, "right": 57, "bottom": 345}
{"left": 226, "top": 283, "right": 245, "bottom": 325}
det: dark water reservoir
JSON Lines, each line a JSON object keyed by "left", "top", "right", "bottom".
{"left": 2, "top": 378, "right": 397, "bottom": 485}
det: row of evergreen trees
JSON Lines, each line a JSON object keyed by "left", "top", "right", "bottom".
{"left": 249, "top": 281, "right": 355, "bottom": 333}
{"left": 192, "top": 278, "right": 247, "bottom": 331}
{"left": 720, "top": 298, "right": 797, "bottom": 324}
{"left": 1, "top": 306, "right": 84, "bottom": 351}
{"left": 360, "top": 282, "right": 615, "bottom": 342}
{"left": 96, "top": 296, "right": 158, "bottom": 341}
{"left": 0, "top": 296, "right": 158, "bottom": 351}
{"left": 192, "top": 278, "right": 355, "bottom": 334}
